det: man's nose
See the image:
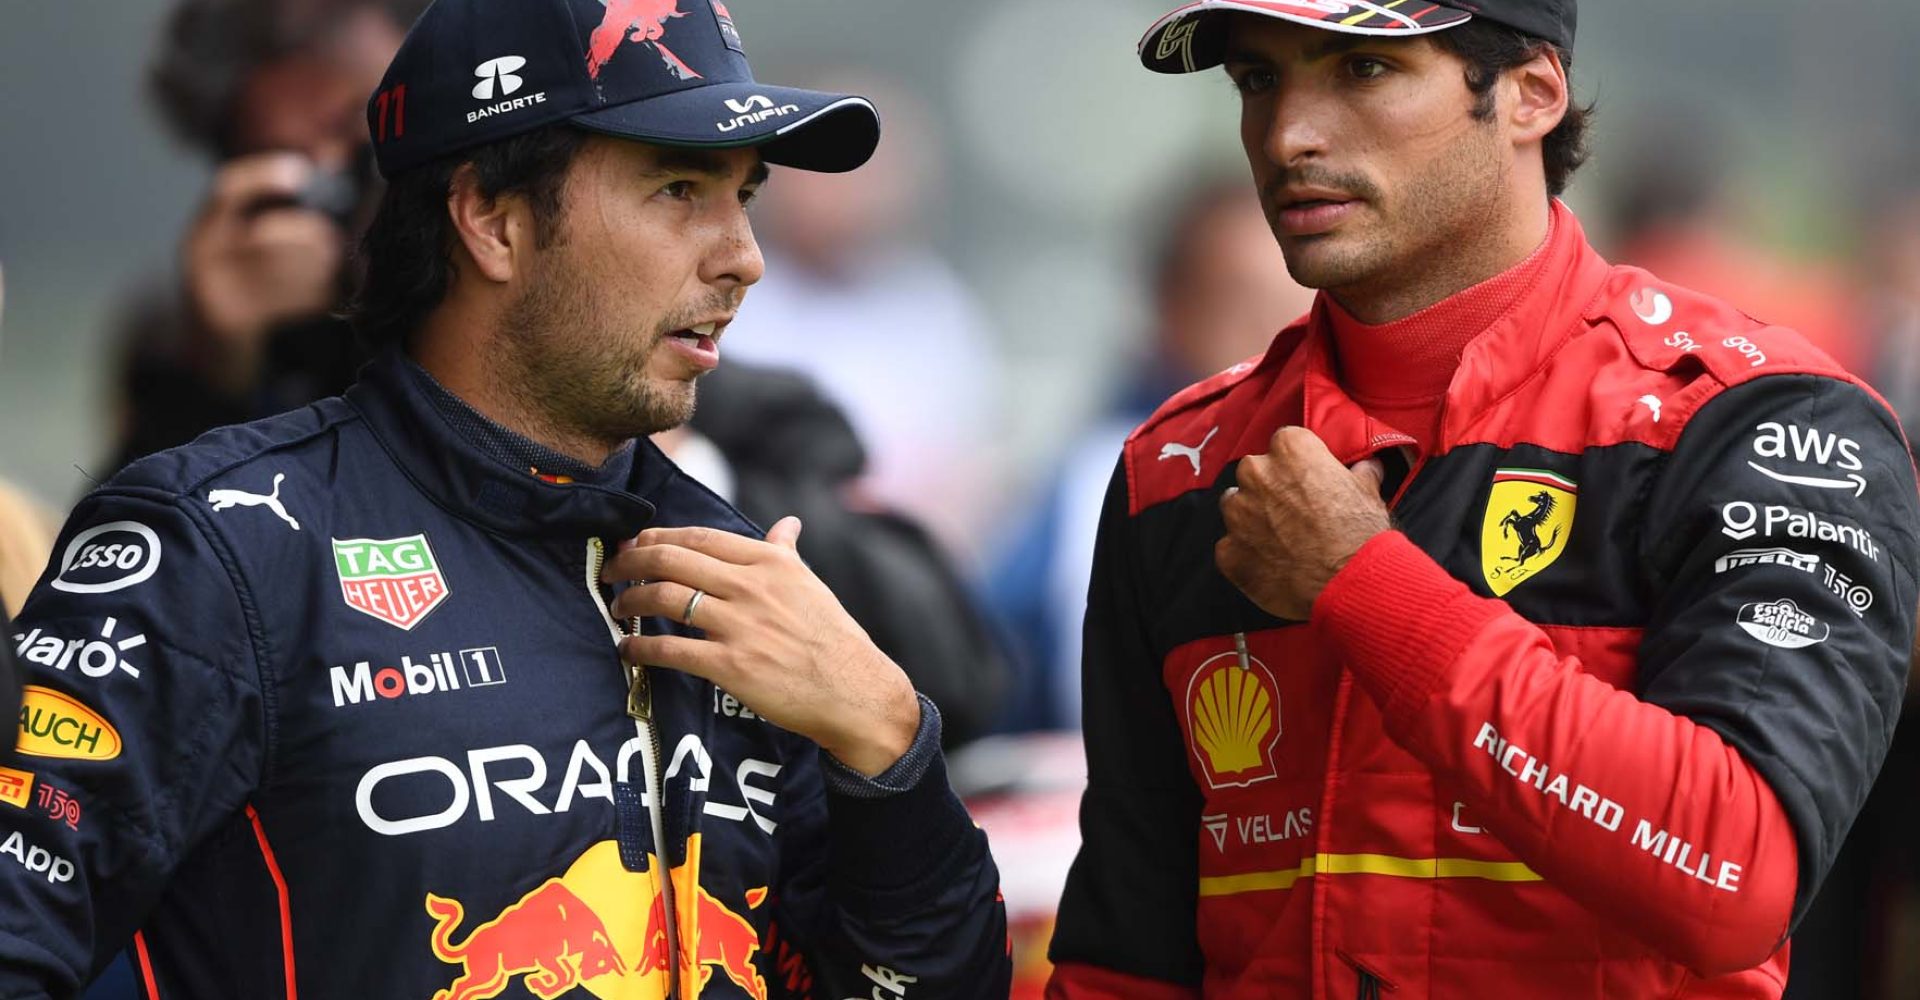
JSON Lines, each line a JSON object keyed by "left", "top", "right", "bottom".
{"left": 1260, "top": 86, "right": 1332, "bottom": 169}
{"left": 706, "top": 207, "right": 765, "bottom": 290}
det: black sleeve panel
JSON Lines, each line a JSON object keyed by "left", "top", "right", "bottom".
{"left": 1049, "top": 460, "right": 1206, "bottom": 985}
{"left": 1637, "top": 374, "right": 1918, "bottom": 929}
{"left": 0, "top": 492, "right": 267, "bottom": 994}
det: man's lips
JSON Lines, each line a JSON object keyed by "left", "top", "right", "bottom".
{"left": 1273, "top": 195, "right": 1360, "bottom": 237}
{"left": 664, "top": 319, "right": 727, "bottom": 370}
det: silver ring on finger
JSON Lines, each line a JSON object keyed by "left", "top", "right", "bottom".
{"left": 682, "top": 588, "right": 706, "bottom": 627}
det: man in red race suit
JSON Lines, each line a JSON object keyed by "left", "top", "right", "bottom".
{"left": 1047, "top": 2, "right": 1920, "bottom": 997}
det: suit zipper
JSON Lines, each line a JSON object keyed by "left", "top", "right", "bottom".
{"left": 1338, "top": 950, "right": 1395, "bottom": 998}
{"left": 585, "top": 537, "right": 679, "bottom": 995}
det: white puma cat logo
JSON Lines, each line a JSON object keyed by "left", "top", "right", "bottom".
{"left": 1158, "top": 427, "right": 1219, "bottom": 477}
{"left": 207, "top": 473, "right": 301, "bottom": 531}
{"left": 1637, "top": 394, "right": 1663, "bottom": 423}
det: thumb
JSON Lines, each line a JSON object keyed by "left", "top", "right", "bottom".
{"left": 1350, "top": 457, "right": 1386, "bottom": 493}
{"left": 766, "top": 515, "right": 804, "bottom": 550}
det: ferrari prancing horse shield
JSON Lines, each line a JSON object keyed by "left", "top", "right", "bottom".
{"left": 1481, "top": 468, "right": 1577, "bottom": 597}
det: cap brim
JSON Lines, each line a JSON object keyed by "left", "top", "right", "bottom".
{"left": 570, "top": 82, "right": 880, "bottom": 173}
{"left": 1140, "top": 1, "right": 1472, "bottom": 74}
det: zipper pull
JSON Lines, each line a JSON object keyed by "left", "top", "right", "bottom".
{"left": 626, "top": 662, "right": 652, "bottom": 722}
{"left": 1234, "top": 631, "right": 1251, "bottom": 670}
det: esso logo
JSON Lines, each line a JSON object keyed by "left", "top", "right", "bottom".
{"left": 52, "top": 522, "right": 163, "bottom": 594}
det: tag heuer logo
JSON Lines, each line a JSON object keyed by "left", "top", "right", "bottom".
{"left": 332, "top": 535, "right": 450, "bottom": 630}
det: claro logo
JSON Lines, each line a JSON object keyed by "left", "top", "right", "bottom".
{"left": 16, "top": 687, "right": 121, "bottom": 761}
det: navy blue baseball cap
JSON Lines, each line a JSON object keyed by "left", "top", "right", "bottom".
{"left": 1140, "top": 1, "right": 1576, "bottom": 74}
{"left": 368, "top": 0, "right": 880, "bottom": 177}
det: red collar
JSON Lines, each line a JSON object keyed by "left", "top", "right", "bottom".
{"left": 1290, "top": 200, "right": 1613, "bottom": 463}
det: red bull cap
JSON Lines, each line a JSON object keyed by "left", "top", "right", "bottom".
{"left": 370, "top": 0, "right": 880, "bottom": 177}
{"left": 1138, "top": 0, "right": 1576, "bottom": 75}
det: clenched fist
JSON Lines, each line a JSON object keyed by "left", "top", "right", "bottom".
{"left": 1216, "top": 426, "right": 1393, "bottom": 620}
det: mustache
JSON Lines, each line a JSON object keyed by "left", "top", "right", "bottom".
{"left": 655, "top": 294, "right": 744, "bottom": 335}
{"left": 1262, "top": 167, "right": 1380, "bottom": 205}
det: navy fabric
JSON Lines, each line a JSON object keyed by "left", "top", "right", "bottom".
{"left": 0, "top": 349, "right": 1008, "bottom": 998}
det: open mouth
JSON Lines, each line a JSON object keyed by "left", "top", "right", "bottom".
{"left": 666, "top": 320, "right": 719, "bottom": 349}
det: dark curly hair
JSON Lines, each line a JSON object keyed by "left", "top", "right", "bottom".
{"left": 1429, "top": 20, "right": 1593, "bottom": 197}
{"left": 149, "top": 0, "right": 429, "bottom": 158}
{"left": 346, "top": 126, "right": 590, "bottom": 350}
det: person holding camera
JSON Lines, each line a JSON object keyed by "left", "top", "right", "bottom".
{"left": 106, "top": 0, "right": 424, "bottom": 474}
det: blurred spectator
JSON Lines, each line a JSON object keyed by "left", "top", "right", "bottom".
{"left": 0, "top": 482, "right": 55, "bottom": 619}
{"left": 986, "top": 179, "right": 1313, "bottom": 731}
{"left": 1603, "top": 118, "right": 1869, "bottom": 372}
{"left": 665, "top": 362, "right": 1011, "bottom": 746}
{"left": 105, "top": 0, "right": 424, "bottom": 473}
{"left": 721, "top": 78, "right": 1002, "bottom": 553}
{"left": 1865, "top": 191, "right": 1920, "bottom": 435}
{"left": 0, "top": 267, "right": 46, "bottom": 729}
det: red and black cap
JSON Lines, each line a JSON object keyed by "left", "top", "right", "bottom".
{"left": 1139, "top": 1, "right": 1575, "bottom": 74}
{"left": 369, "top": 0, "right": 880, "bottom": 177}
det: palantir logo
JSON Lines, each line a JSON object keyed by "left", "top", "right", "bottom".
{"left": 473, "top": 56, "right": 527, "bottom": 100}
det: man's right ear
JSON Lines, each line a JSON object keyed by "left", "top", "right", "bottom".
{"left": 446, "top": 164, "right": 519, "bottom": 284}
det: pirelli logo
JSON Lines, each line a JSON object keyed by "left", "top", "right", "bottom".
{"left": 1715, "top": 547, "right": 1819, "bottom": 574}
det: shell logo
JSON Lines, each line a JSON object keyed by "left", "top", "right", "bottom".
{"left": 1185, "top": 650, "right": 1281, "bottom": 789}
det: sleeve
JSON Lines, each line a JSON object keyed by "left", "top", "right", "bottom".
{"left": 1312, "top": 373, "right": 1917, "bottom": 978}
{"left": 0, "top": 490, "right": 267, "bottom": 996}
{"left": 766, "top": 708, "right": 1011, "bottom": 1000}
{"left": 0, "top": 607, "right": 17, "bottom": 735}
{"left": 1047, "top": 462, "right": 1205, "bottom": 999}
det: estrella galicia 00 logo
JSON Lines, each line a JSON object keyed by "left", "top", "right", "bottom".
{"left": 1737, "top": 599, "right": 1830, "bottom": 650}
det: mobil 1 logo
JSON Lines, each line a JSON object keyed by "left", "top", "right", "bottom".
{"left": 330, "top": 647, "right": 506, "bottom": 708}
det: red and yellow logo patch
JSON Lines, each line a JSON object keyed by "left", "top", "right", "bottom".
{"left": 1186, "top": 650, "right": 1282, "bottom": 790}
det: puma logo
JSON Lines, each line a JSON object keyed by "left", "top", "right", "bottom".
{"left": 1158, "top": 427, "right": 1218, "bottom": 477}
{"left": 207, "top": 473, "right": 301, "bottom": 531}
{"left": 1637, "top": 394, "right": 1662, "bottom": 423}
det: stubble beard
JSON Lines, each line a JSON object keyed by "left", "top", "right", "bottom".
{"left": 497, "top": 253, "right": 697, "bottom": 451}
{"left": 1272, "top": 119, "right": 1511, "bottom": 314}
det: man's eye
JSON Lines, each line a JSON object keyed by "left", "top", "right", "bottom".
{"left": 739, "top": 186, "right": 761, "bottom": 208}
{"left": 1232, "top": 68, "right": 1277, "bottom": 96}
{"left": 662, "top": 180, "right": 697, "bottom": 200}
{"left": 1347, "top": 57, "right": 1388, "bottom": 80}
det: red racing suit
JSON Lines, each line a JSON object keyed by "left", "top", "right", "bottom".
{"left": 1048, "top": 204, "right": 1919, "bottom": 999}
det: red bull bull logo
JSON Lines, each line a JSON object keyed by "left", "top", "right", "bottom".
{"left": 587, "top": 0, "right": 703, "bottom": 81}
{"left": 428, "top": 881, "right": 624, "bottom": 999}
{"left": 428, "top": 836, "right": 767, "bottom": 999}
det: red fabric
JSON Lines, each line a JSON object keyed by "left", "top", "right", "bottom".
{"left": 1327, "top": 213, "right": 1559, "bottom": 454}
{"left": 1315, "top": 531, "right": 1799, "bottom": 975}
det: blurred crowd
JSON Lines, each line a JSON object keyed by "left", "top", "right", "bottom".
{"left": 3, "top": 0, "right": 1920, "bottom": 996}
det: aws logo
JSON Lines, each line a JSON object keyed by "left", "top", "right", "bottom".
{"left": 1185, "top": 649, "right": 1281, "bottom": 790}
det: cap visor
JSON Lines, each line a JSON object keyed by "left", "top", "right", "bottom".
{"left": 570, "top": 82, "right": 879, "bottom": 173}
{"left": 1140, "top": 1, "right": 1471, "bottom": 73}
